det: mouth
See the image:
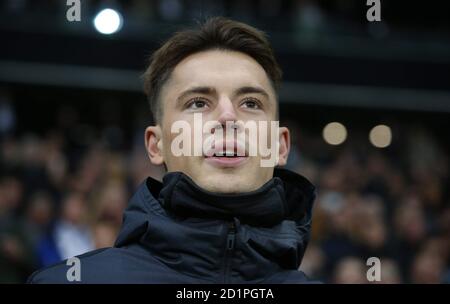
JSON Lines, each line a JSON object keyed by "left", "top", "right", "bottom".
{"left": 204, "top": 142, "right": 249, "bottom": 168}
{"left": 210, "top": 150, "right": 243, "bottom": 157}
{"left": 204, "top": 154, "right": 248, "bottom": 168}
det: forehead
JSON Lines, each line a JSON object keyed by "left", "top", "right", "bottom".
{"left": 164, "top": 49, "right": 275, "bottom": 96}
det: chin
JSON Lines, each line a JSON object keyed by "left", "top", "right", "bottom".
{"left": 193, "top": 164, "right": 268, "bottom": 193}
{"left": 198, "top": 176, "right": 254, "bottom": 194}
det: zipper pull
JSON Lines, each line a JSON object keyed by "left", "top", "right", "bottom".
{"left": 227, "top": 222, "right": 236, "bottom": 250}
{"left": 227, "top": 233, "right": 235, "bottom": 250}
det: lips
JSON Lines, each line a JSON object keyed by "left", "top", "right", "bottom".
{"left": 204, "top": 140, "right": 249, "bottom": 168}
{"left": 204, "top": 140, "right": 247, "bottom": 157}
{"left": 204, "top": 155, "right": 248, "bottom": 167}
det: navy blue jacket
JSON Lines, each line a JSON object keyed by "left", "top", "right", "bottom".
{"left": 28, "top": 168, "right": 316, "bottom": 283}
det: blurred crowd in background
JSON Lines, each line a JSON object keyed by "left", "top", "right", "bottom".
{"left": 291, "top": 122, "right": 450, "bottom": 284}
{"left": 1, "top": 0, "right": 449, "bottom": 285}
{"left": 0, "top": 93, "right": 448, "bottom": 284}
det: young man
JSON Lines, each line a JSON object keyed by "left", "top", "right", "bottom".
{"left": 28, "top": 17, "right": 316, "bottom": 284}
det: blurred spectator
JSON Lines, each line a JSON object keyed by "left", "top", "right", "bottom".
{"left": 411, "top": 251, "right": 445, "bottom": 284}
{"left": 93, "top": 221, "right": 118, "bottom": 249}
{"left": 90, "top": 180, "right": 127, "bottom": 227}
{"left": 332, "top": 257, "right": 366, "bottom": 284}
{"left": 378, "top": 258, "right": 402, "bottom": 284}
{"left": 299, "top": 244, "right": 325, "bottom": 279}
{"left": 37, "top": 193, "right": 94, "bottom": 267}
{"left": 23, "top": 191, "right": 54, "bottom": 248}
{"left": 0, "top": 176, "right": 35, "bottom": 283}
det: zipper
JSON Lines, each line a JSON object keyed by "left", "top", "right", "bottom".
{"left": 223, "top": 221, "right": 236, "bottom": 283}
{"left": 227, "top": 222, "right": 236, "bottom": 250}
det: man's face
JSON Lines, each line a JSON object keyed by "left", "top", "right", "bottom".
{"left": 146, "top": 49, "right": 289, "bottom": 193}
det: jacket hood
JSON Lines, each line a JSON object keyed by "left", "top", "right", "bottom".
{"left": 115, "top": 168, "right": 316, "bottom": 282}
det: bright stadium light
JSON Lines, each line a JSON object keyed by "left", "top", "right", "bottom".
{"left": 369, "top": 124, "right": 392, "bottom": 148}
{"left": 322, "top": 122, "right": 347, "bottom": 145}
{"left": 93, "top": 8, "right": 123, "bottom": 35}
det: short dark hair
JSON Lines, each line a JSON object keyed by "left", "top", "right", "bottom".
{"left": 143, "top": 17, "right": 282, "bottom": 123}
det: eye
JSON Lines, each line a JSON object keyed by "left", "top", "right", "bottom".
{"left": 186, "top": 97, "right": 209, "bottom": 110}
{"left": 241, "top": 98, "right": 261, "bottom": 109}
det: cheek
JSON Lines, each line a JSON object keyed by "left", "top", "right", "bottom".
{"left": 159, "top": 130, "right": 174, "bottom": 162}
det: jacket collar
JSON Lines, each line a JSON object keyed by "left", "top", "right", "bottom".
{"left": 157, "top": 170, "right": 301, "bottom": 227}
{"left": 115, "top": 168, "right": 316, "bottom": 281}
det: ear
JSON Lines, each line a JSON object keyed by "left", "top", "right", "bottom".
{"left": 145, "top": 126, "right": 164, "bottom": 165}
{"left": 277, "top": 127, "right": 290, "bottom": 166}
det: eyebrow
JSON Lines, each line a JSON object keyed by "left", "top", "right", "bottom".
{"left": 233, "top": 86, "right": 270, "bottom": 99}
{"left": 176, "top": 86, "right": 217, "bottom": 106}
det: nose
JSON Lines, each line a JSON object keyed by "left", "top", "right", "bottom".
{"left": 216, "top": 97, "right": 237, "bottom": 127}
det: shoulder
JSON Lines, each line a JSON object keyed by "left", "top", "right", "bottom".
{"left": 27, "top": 245, "right": 205, "bottom": 283}
{"left": 27, "top": 247, "right": 120, "bottom": 284}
